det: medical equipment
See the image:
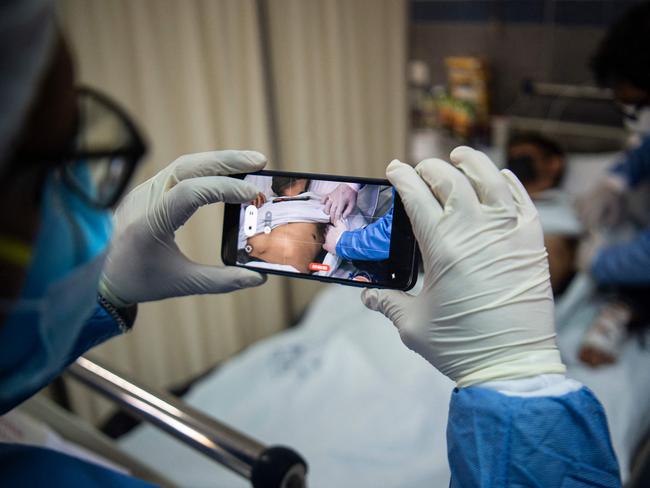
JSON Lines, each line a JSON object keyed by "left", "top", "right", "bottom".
{"left": 66, "top": 357, "right": 308, "bottom": 488}
{"left": 222, "top": 170, "right": 418, "bottom": 290}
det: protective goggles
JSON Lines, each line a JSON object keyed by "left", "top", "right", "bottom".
{"left": 58, "top": 87, "right": 147, "bottom": 209}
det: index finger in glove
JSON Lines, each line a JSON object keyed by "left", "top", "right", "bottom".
{"left": 341, "top": 201, "right": 354, "bottom": 219}
{"left": 415, "top": 157, "right": 480, "bottom": 215}
{"left": 171, "top": 150, "right": 267, "bottom": 183}
{"left": 386, "top": 159, "right": 443, "bottom": 245}
{"left": 332, "top": 201, "right": 343, "bottom": 223}
{"left": 165, "top": 176, "right": 261, "bottom": 230}
{"left": 449, "top": 146, "right": 514, "bottom": 210}
{"left": 500, "top": 169, "right": 538, "bottom": 220}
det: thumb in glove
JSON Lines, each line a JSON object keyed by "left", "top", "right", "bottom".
{"left": 100, "top": 150, "right": 268, "bottom": 307}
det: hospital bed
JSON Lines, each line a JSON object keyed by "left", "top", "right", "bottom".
{"left": 109, "top": 267, "right": 650, "bottom": 487}
{"left": 9, "top": 257, "right": 647, "bottom": 487}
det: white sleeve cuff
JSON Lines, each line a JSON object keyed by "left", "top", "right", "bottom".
{"left": 477, "top": 374, "right": 583, "bottom": 398}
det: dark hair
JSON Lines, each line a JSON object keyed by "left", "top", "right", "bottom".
{"left": 591, "top": 2, "right": 650, "bottom": 92}
{"left": 507, "top": 132, "right": 565, "bottom": 159}
{"left": 271, "top": 176, "right": 293, "bottom": 195}
{"left": 271, "top": 177, "right": 310, "bottom": 196}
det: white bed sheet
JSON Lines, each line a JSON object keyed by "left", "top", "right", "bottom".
{"left": 120, "top": 284, "right": 454, "bottom": 487}
{"left": 120, "top": 278, "right": 650, "bottom": 487}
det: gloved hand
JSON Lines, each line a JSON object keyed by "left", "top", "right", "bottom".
{"left": 323, "top": 219, "right": 347, "bottom": 255}
{"left": 322, "top": 184, "right": 358, "bottom": 222}
{"left": 99, "top": 150, "right": 268, "bottom": 307}
{"left": 576, "top": 172, "right": 627, "bottom": 230}
{"left": 362, "top": 147, "right": 565, "bottom": 387}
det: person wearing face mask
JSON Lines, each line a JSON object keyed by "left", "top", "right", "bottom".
{"left": 0, "top": 1, "right": 268, "bottom": 485}
{"left": 577, "top": 2, "right": 650, "bottom": 269}
{"left": 507, "top": 133, "right": 581, "bottom": 293}
{"left": 572, "top": 2, "right": 650, "bottom": 367}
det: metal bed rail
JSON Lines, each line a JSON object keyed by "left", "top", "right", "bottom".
{"left": 522, "top": 80, "right": 614, "bottom": 101}
{"left": 67, "top": 357, "right": 307, "bottom": 488}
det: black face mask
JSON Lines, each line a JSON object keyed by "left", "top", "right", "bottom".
{"left": 507, "top": 155, "right": 537, "bottom": 184}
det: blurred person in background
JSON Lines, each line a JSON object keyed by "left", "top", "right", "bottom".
{"left": 507, "top": 132, "right": 580, "bottom": 293}
{"left": 0, "top": 1, "right": 268, "bottom": 485}
{"left": 575, "top": 1, "right": 650, "bottom": 367}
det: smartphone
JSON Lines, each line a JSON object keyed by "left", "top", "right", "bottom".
{"left": 221, "top": 170, "right": 419, "bottom": 290}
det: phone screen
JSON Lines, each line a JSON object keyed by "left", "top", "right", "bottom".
{"left": 222, "top": 171, "right": 418, "bottom": 290}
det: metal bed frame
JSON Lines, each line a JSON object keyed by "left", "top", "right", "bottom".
{"left": 67, "top": 357, "right": 308, "bottom": 488}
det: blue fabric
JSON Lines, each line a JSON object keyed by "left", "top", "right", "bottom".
{"left": 447, "top": 386, "right": 621, "bottom": 487}
{"left": 0, "top": 444, "right": 156, "bottom": 487}
{"left": 21, "top": 166, "right": 113, "bottom": 299}
{"left": 336, "top": 204, "right": 393, "bottom": 261}
{"left": 0, "top": 302, "right": 124, "bottom": 414}
{"left": 611, "top": 136, "right": 650, "bottom": 187}
{"left": 594, "top": 139, "right": 650, "bottom": 284}
{"left": 592, "top": 228, "right": 650, "bottom": 285}
{"left": 0, "top": 167, "right": 113, "bottom": 412}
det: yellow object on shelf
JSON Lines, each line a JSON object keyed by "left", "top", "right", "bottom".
{"left": 443, "top": 56, "right": 491, "bottom": 140}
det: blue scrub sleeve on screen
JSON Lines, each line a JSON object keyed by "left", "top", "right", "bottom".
{"left": 0, "top": 301, "right": 130, "bottom": 414}
{"left": 447, "top": 386, "right": 621, "bottom": 487}
{"left": 591, "top": 228, "right": 650, "bottom": 285}
{"left": 336, "top": 205, "right": 393, "bottom": 261}
{"left": 611, "top": 136, "right": 650, "bottom": 187}
{"left": 0, "top": 444, "right": 156, "bottom": 487}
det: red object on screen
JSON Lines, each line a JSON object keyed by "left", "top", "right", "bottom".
{"left": 309, "top": 263, "right": 330, "bottom": 272}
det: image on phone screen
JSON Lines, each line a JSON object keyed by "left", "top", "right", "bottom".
{"left": 234, "top": 173, "right": 399, "bottom": 285}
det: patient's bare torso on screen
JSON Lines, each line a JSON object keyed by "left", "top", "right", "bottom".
{"left": 247, "top": 222, "right": 326, "bottom": 273}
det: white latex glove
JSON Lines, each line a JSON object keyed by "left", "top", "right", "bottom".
{"left": 99, "top": 150, "right": 268, "bottom": 307}
{"left": 362, "top": 147, "right": 565, "bottom": 387}
{"left": 576, "top": 173, "right": 627, "bottom": 230}
{"left": 322, "top": 184, "right": 358, "bottom": 222}
{"left": 323, "top": 219, "right": 347, "bottom": 255}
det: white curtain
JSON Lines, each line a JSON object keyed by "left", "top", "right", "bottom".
{"left": 56, "top": 0, "right": 407, "bottom": 424}
{"left": 266, "top": 0, "right": 408, "bottom": 311}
